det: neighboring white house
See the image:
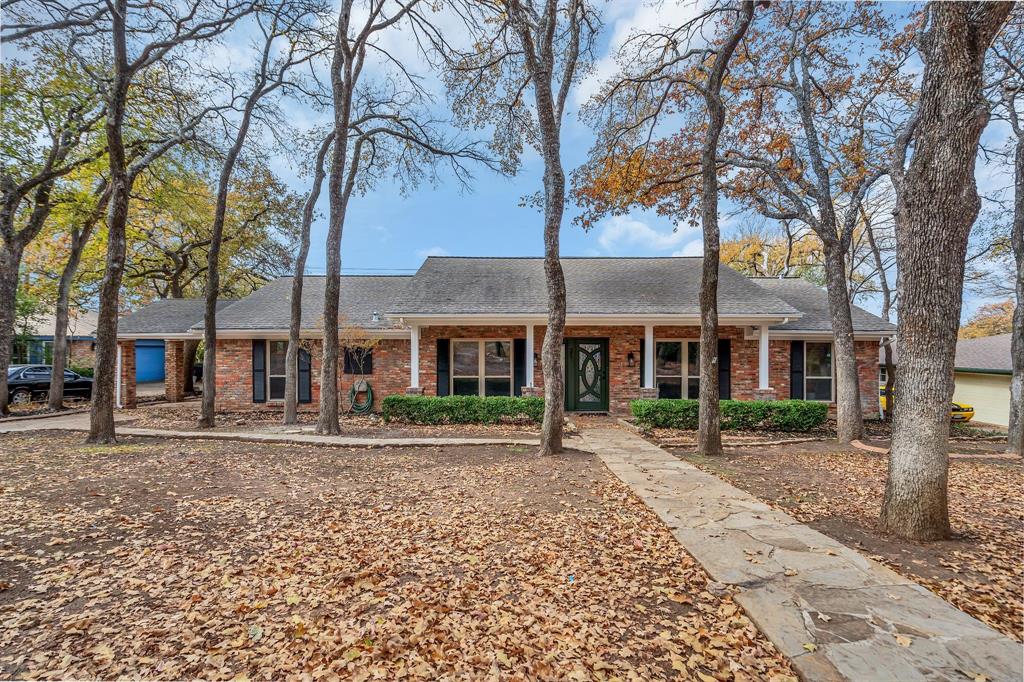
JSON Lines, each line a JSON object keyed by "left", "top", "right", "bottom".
{"left": 952, "top": 333, "right": 1012, "bottom": 427}
{"left": 878, "top": 332, "right": 1012, "bottom": 428}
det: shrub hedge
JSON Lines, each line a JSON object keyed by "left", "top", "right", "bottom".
{"left": 70, "top": 365, "right": 94, "bottom": 377}
{"left": 630, "top": 399, "right": 828, "bottom": 432}
{"left": 381, "top": 395, "right": 544, "bottom": 424}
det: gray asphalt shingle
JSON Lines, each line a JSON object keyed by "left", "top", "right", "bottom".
{"left": 388, "top": 257, "right": 799, "bottom": 317}
{"left": 118, "top": 299, "right": 236, "bottom": 335}
{"left": 203, "top": 275, "right": 409, "bottom": 331}
{"left": 752, "top": 277, "right": 896, "bottom": 334}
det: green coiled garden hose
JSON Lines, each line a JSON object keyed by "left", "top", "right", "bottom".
{"left": 347, "top": 379, "right": 374, "bottom": 414}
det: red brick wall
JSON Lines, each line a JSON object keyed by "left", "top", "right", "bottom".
{"left": 213, "top": 329, "right": 882, "bottom": 419}
{"left": 68, "top": 340, "right": 95, "bottom": 368}
{"left": 164, "top": 340, "right": 186, "bottom": 402}
{"left": 117, "top": 340, "right": 136, "bottom": 409}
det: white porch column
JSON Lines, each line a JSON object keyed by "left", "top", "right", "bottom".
{"left": 644, "top": 324, "right": 655, "bottom": 389}
{"left": 525, "top": 323, "right": 535, "bottom": 387}
{"left": 758, "top": 324, "right": 770, "bottom": 390}
{"left": 409, "top": 325, "right": 420, "bottom": 389}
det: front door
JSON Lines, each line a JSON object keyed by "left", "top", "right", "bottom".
{"left": 565, "top": 338, "right": 609, "bottom": 412}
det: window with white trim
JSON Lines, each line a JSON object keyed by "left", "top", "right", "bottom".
{"left": 655, "top": 340, "right": 700, "bottom": 399}
{"left": 267, "top": 340, "right": 287, "bottom": 400}
{"left": 805, "top": 342, "right": 833, "bottom": 401}
{"left": 452, "top": 340, "right": 513, "bottom": 396}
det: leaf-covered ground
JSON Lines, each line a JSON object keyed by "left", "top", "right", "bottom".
{"left": 678, "top": 445, "right": 1024, "bottom": 641}
{"left": 1, "top": 433, "right": 794, "bottom": 680}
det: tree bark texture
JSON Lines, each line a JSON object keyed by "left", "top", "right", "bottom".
{"left": 1009, "top": 135, "right": 1023, "bottom": 455}
{"left": 697, "top": 1, "right": 755, "bottom": 457}
{"left": 822, "top": 239, "right": 863, "bottom": 444}
{"left": 316, "top": 0, "right": 355, "bottom": 436}
{"left": 880, "top": 1, "right": 1012, "bottom": 539}
{"left": 88, "top": 0, "right": 131, "bottom": 443}
{"left": 0, "top": 242, "right": 24, "bottom": 415}
{"left": 285, "top": 133, "right": 332, "bottom": 425}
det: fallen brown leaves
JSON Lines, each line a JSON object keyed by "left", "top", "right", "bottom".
{"left": 680, "top": 445, "right": 1023, "bottom": 641}
{"left": 1, "top": 433, "right": 794, "bottom": 680}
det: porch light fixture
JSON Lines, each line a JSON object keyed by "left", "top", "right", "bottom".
{"left": 627, "top": 351, "right": 635, "bottom": 367}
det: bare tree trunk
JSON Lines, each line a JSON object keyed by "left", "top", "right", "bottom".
{"left": 822, "top": 238, "right": 864, "bottom": 444}
{"left": 49, "top": 183, "right": 108, "bottom": 411}
{"left": 317, "top": 1, "right": 356, "bottom": 436}
{"left": 0, "top": 241, "right": 23, "bottom": 415}
{"left": 880, "top": 1, "right": 1011, "bottom": 540}
{"left": 697, "top": 1, "right": 754, "bottom": 457}
{"left": 285, "top": 132, "right": 332, "bottom": 425}
{"left": 1010, "top": 136, "right": 1023, "bottom": 456}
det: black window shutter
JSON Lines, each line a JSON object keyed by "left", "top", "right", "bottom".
{"left": 513, "top": 338, "right": 526, "bottom": 396}
{"left": 639, "top": 338, "right": 645, "bottom": 384}
{"left": 718, "top": 338, "right": 731, "bottom": 400}
{"left": 298, "top": 348, "right": 312, "bottom": 403}
{"left": 436, "top": 339, "right": 450, "bottom": 396}
{"left": 252, "top": 339, "right": 266, "bottom": 403}
{"left": 790, "top": 341, "right": 805, "bottom": 399}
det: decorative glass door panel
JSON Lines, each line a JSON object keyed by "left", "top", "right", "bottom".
{"left": 566, "top": 339, "right": 609, "bottom": 411}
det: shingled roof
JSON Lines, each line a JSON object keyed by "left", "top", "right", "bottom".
{"left": 389, "top": 257, "right": 800, "bottom": 317}
{"left": 118, "top": 298, "right": 236, "bottom": 335}
{"left": 201, "top": 275, "right": 409, "bottom": 331}
{"left": 751, "top": 277, "right": 896, "bottom": 334}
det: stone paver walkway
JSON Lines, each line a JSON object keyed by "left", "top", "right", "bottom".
{"left": 580, "top": 428, "right": 1023, "bottom": 682}
{"left": 0, "top": 411, "right": 540, "bottom": 448}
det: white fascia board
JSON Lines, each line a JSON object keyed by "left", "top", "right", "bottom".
{"left": 391, "top": 313, "right": 801, "bottom": 326}
{"left": 213, "top": 328, "right": 412, "bottom": 340}
{"left": 116, "top": 332, "right": 200, "bottom": 340}
{"left": 755, "top": 329, "right": 894, "bottom": 341}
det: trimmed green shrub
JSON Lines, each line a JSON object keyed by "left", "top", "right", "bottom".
{"left": 381, "top": 395, "right": 544, "bottom": 425}
{"left": 70, "top": 365, "right": 94, "bottom": 378}
{"left": 630, "top": 399, "right": 828, "bottom": 432}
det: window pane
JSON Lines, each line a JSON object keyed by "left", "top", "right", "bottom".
{"left": 269, "top": 376, "right": 286, "bottom": 400}
{"left": 657, "top": 377, "right": 682, "bottom": 399}
{"left": 806, "top": 377, "right": 832, "bottom": 401}
{"left": 484, "top": 341, "right": 511, "bottom": 376}
{"left": 656, "top": 342, "right": 681, "bottom": 376}
{"left": 484, "top": 378, "right": 511, "bottom": 396}
{"left": 806, "top": 343, "right": 832, "bottom": 377}
{"left": 269, "top": 341, "right": 287, "bottom": 375}
{"left": 453, "top": 377, "right": 479, "bottom": 396}
{"left": 687, "top": 377, "right": 700, "bottom": 400}
{"left": 453, "top": 341, "right": 479, "bottom": 376}
{"left": 687, "top": 341, "right": 699, "bottom": 377}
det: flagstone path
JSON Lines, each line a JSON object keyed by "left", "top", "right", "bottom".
{"left": 580, "top": 427, "right": 1023, "bottom": 682}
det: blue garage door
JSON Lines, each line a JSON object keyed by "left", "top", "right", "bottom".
{"left": 135, "top": 340, "right": 165, "bottom": 383}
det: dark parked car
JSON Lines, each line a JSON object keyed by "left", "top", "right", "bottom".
{"left": 6, "top": 365, "right": 93, "bottom": 405}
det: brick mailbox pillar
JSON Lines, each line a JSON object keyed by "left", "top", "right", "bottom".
{"left": 118, "top": 340, "right": 137, "bottom": 409}
{"left": 164, "top": 340, "right": 186, "bottom": 402}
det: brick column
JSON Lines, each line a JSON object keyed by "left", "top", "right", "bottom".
{"left": 164, "top": 340, "right": 186, "bottom": 402}
{"left": 118, "top": 340, "right": 137, "bottom": 409}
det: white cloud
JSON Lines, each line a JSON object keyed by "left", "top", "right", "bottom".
{"left": 672, "top": 239, "right": 704, "bottom": 257}
{"left": 416, "top": 246, "right": 449, "bottom": 259}
{"left": 595, "top": 215, "right": 697, "bottom": 254}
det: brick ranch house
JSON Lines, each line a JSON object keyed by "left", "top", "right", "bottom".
{"left": 114, "top": 257, "right": 894, "bottom": 417}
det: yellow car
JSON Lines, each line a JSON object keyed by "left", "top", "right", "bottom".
{"left": 878, "top": 388, "right": 974, "bottom": 422}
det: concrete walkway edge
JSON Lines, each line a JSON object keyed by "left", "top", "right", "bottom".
{"left": 580, "top": 428, "right": 1023, "bottom": 682}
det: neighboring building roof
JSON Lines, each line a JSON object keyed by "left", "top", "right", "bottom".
{"left": 878, "top": 333, "right": 1012, "bottom": 375}
{"left": 119, "top": 298, "right": 236, "bottom": 335}
{"left": 204, "top": 275, "right": 410, "bottom": 331}
{"left": 954, "top": 333, "right": 1012, "bottom": 374}
{"left": 389, "top": 257, "right": 800, "bottom": 317}
{"left": 26, "top": 310, "right": 99, "bottom": 338}
{"left": 752, "top": 277, "right": 896, "bottom": 334}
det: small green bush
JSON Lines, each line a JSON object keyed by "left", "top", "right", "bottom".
{"left": 70, "top": 365, "right": 94, "bottom": 377}
{"left": 381, "top": 395, "right": 544, "bottom": 425}
{"left": 630, "top": 399, "right": 828, "bottom": 432}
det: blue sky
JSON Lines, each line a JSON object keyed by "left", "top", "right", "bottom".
{"left": 274, "top": 1, "right": 1011, "bottom": 321}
